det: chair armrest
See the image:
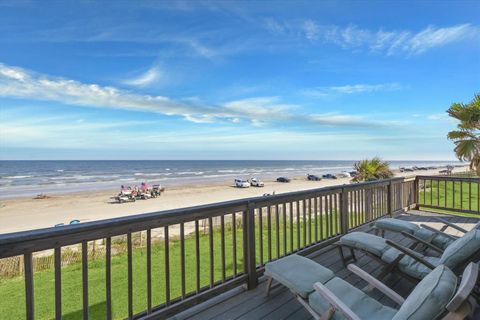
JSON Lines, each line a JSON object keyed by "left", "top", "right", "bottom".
{"left": 420, "top": 224, "right": 458, "bottom": 241}
{"left": 400, "top": 231, "right": 444, "bottom": 253}
{"left": 313, "top": 282, "right": 362, "bottom": 320}
{"left": 385, "top": 240, "right": 436, "bottom": 270}
{"left": 430, "top": 217, "right": 468, "bottom": 234}
{"left": 347, "top": 264, "right": 405, "bottom": 306}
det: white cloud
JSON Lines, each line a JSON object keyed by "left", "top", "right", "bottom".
{"left": 123, "top": 65, "right": 163, "bottom": 87}
{"left": 303, "top": 83, "right": 402, "bottom": 97}
{"left": 428, "top": 113, "right": 451, "bottom": 121}
{"left": 302, "top": 20, "right": 320, "bottom": 41}
{"left": 0, "top": 63, "right": 395, "bottom": 128}
{"left": 265, "top": 19, "right": 480, "bottom": 55}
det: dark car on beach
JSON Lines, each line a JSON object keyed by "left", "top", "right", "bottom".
{"left": 307, "top": 174, "right": 321, "bottom": 181}
{"left": 276, "top": 177, "right": 291, "bottom": 183}
{"left": 322, "top": 173, "right": 338, "bottom": 179}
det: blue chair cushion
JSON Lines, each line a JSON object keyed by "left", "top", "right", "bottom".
{"left": 264, "top": 254, "right": 335, "bottom": 298}
{"left": 414, "top": 228, "right": 455, "bottom": 250}
{"left": 375, "top": 218, "right": 420, "bottom": 234}
{"left": 393, "top": 265, "right": 457, "bottom": 320}
{"left": 381, "top": 248, "right": 440, "bottom": 279}
{"left": 339, "top": 232, "right": 390, "bottom": 257}
{"left": 309, "top": 277, "right": 398, "bottom": 320}
{"left": 375, "top": 218, "right": 455, "bottom": 250}
{"left": 440, "top": 229, "right": 480, "bottom": 269}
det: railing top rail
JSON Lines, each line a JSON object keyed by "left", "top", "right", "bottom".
{"left": 0, "top": 177, "right": 404, "bottom": 256}
{"left": 416, "top": 175, "right": 479, "bottom": 182}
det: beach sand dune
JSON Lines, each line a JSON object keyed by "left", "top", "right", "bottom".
{"left": 0, "top": 167, "right": 467, "bottom": 234}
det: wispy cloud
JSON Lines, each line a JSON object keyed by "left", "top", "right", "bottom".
{"left": 303, "top": 83, "right": 402, "bottom": 97}
{"left": 265, "top": 19, "right": 480, "bottom": 55}
{"left": 123, "top": 65, "right": 163, "bottom": 87}
{"left": 0, "top": 63, "right": 393, "bottom": 128}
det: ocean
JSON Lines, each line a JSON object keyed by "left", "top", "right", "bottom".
{"left": 0, "top": 160, "right": 460, "bottom": 198}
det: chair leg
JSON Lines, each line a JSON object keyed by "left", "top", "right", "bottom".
{"left": 350, "top": 248, "right": 356, "bottom": 262}
{"left": 265, "top": 276, "right": 273, "bottom": 296}
{"left": 338, "top": 245, "right": 347, "bottom": 267}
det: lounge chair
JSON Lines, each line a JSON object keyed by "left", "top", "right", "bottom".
{"left": 372, "top": 217, "right": 480, "bottom": 251}
{"left": 264, "top": 254, "right": 479, "bottom": 320}
{"left": 336, "top": 229, "right": 480, "bottom": 282}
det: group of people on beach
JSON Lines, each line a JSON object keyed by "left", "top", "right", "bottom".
{"left": 116, "top": 182, "right": 164, "bottom": 203}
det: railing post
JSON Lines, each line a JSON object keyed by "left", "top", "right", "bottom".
{"left": 387, "top": 180, "right": 394, "bottom": 216}
{"left": 340, "top": 188, "right": 349, "bottom": 234}
{"left": 365, "top": 188, "right": 372, "bottom": 222}
{"left": 243, "top": 201, "right": 257, "bottom": 290}
{"left": 413, "top": 177, "right": 419, "bottom": 209}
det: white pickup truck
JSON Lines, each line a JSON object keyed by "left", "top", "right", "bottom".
{"left": 250, "top": 178, "right": 264, "bottom": 187}
{"left": 235, "top": 178, "right": 250, "bottom": 188}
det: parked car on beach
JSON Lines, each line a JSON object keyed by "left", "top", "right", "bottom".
{"left": 322, "top": 173, "right": 337, "bottom": 179}
{"left": 276, "top": 177, "right": 291, "bottom": 183}
{"left": 250, "top": 178, "right": 264, "bottom": 187}
{"left": 307, "top": 174, "right": 321, "bottom": 181}
{"left": 234, "top": 179, "right": 250, "bottom": 188}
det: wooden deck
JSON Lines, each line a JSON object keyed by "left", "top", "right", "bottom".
{"left": 171, "top": 210, "right": 480, "bottom": 320}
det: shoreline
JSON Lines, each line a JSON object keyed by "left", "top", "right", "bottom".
{"left": 0, "top": 166, "right": 469, "bottom": 234}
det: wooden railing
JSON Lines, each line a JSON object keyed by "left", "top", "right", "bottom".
{"left": 0, "top": 177, "right": 415, "bottom": 320}
{"left": 416, "top": 175, "right": 480, "bottom": 214}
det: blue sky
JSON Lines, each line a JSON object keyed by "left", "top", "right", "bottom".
{"left": 0, "top": 0, "right": 479, "bottom": 160}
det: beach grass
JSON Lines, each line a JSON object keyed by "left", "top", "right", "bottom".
{"left": 0, "top": 211, "right": 357, "bottom": 320}
{"left": 419, "top": 180, "right": 479, "bottom": 217}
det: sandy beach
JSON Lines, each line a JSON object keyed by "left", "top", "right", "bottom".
{"left": 0, "top": 167, "right": 468, "bottom": 234}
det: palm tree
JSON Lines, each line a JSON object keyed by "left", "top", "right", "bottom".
{"left": 352, "top": 157, "right": 394, "bottom": 182}
{"left": 447, "top": 94, "right": 480, "bottom": 175}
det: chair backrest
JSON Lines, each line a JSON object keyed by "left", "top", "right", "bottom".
{"left": 445, "top": 262, "right": 478, "bottom": 314}
{"left": 440, "top": 229, "right": 480, "bottom": 268}
{"left": 392, "top": 265, "right": 457, "bottom": 320}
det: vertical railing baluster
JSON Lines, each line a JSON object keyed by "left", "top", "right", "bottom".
{"left": 325, "top": 195, "right": 330, "bottom": 238}
{"left": 54, "top": 247, "right": 62, "bottom": 320}
{"left": 289, "top": 202, "right": 293, "bottom": 253}
{"left": 267, "top": 206, "right": 272, "bottom": 261}
{"left": 319, "top": 196, "right": 324, "bottom": 240}
{"left": 220, "top": 216, "right": 226, "bottom": 281}
{"left": 146, "top": 230, "right": 152, "bottom": 314}
{"left": 469, "top": 182, "right": 472, "bottom": 212}
{"left": 308, "top": 198, "right": 312, "bottom": 244}
{"left": 195, "top": 220, "right": 200, "bottom": 292}
{"left": 445, "top": 181, "right": 448, "bottom": 208}
{"left": 329, "top": 194, "right": 334, "bottom": 236}
{"left": 82, "top": 241, "right": 89, "bottom": 320}
{"left": 275, "top": 204, "right": 280, "bottom": 258}
{"left": 283, "top": 203, "right": 287, "bottom": 256}
{"left": 24, "top": 252, "right": 34, "bottom": 320}
{"left": 106, "top": 237, "right": 112, "bottom": 320}
{"left": 208, "top": 217, "right": 214, "bottom": 288}
{"left": 453, "top": 181, "right": 456, "bottom": 209}
{"left": 430, "top": 179, "right": 433, "bottom": 206}
{"left": 303, "top": 199, "right": 307, "bottom": 246}
{"left": 437, "top": 180, "right": 440, "bottom": 207}
{"left": 164, "top": 226, "right": 170, "bottom": 305}
{"left": 127, "top": 234, "right": 133, "bottom": 319}
{"left": 461, "top": 180, "right": 464, "bottom": 210}
{"left": 258, "top": 209, "right": 263, "bottom": 265}
{"left": 232, "top": 213, "right": 237, "bottom": 274}
{"left": 180, "top": 223, "right": 186, "bottom": 297}
{"left": 314, "top": 197, "right": 318, "bottom": 242}
{"left": 296, "top": 201, "right": 300, "bottom": 250}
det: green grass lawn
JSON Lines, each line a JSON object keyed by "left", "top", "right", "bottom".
{"left": 0, "top": 207, "right": 375, "bottom": 320}
{"left": 419, "top": 180, "right": 480, "bottom": 216}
